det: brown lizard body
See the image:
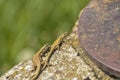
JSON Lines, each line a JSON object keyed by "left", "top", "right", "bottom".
{"left": 42, "top": 32, "right": 68, "bottom": 70}
{"left": 31, "top": 44, "right": 50, "bottom": 80}
{"left": 31, "top": 32, "right": 68, "bottom": 80}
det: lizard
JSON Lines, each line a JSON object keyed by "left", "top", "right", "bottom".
{"left": 31, "top": 43, "right": 50, "bottom": 80}
{"left": 31, "top": 32, "right": 68, "bottom": 80}
{"left": 42, "top": 32, "right": 68, "bottom": 70}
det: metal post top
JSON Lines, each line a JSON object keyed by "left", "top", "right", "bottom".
{"left": 78, "top": 0, "right": 120, "bottom": 78}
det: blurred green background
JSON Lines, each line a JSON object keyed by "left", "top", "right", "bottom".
{"left": 0, "top": 0, "right": 89, "bottom": 76}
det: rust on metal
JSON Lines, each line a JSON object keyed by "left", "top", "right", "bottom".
{"left": 78, "top": 0, "right": 120, "bottom": 78}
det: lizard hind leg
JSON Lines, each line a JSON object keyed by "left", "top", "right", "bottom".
{"left": 41, "top": 55, "right": 50, "bottom": 70}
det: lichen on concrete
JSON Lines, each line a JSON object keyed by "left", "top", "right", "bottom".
{"left": 0, "top": 60, "right": 34, "bottom": 80}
